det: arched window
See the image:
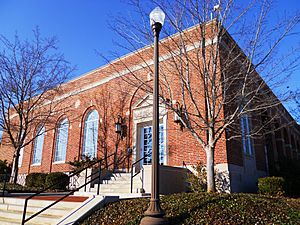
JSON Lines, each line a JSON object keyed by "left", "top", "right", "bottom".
{"left": 32, "top": 125, "right": 45, "bottom": 165}
{"left": 54, "top": 118, "right": 69, "bottom": 162}
{"left": 82, "top": 110, "right": 99, "bottom": 158}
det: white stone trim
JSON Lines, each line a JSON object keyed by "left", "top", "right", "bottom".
{"left": 53, "top": 160, "right": 66, "bottom": 164}
{"left": 132, "top": 96, "right": 168, "bottom": 167}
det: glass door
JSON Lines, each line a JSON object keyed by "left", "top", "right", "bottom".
{"left": 140, "top": 124, "right": 165, "bottom": 165}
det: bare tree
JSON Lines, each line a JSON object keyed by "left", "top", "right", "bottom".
{"left": 289, "top": 90, "right": 300, "bottom": 122}
{"left": 101, "top": 0, "right": 300, "bottom": 192}
{"left": 0, "top": 28, "right": 73, "bottom": 183}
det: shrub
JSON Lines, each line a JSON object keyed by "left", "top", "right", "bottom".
{"left": 186, "top": 161, "right": 231, "bottom": 193}
{"left": 45, "top": 172, "right": 69, "bottom": 190}
{"left": 258, "top": 176, "right": 285, "bottom": 196}
{"left": 25, "top": 173, "right": 47, "bottom": 188}
{"left": 0, "top": 160, "right": 11, "bottom": 182}
{"left": 0, "top": 160, "right": 10, "bottom": 173}
{"left": 186, "top": 161, "right": 207, "bottom": 192}
{"left": 0, "top": 183, "right": 48, "bottom": 192}
{"left": 0, "top": 183, "right": 25, "bottom": 191}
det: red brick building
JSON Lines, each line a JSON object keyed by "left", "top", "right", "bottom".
{"left": 1, "top": 21, "right": 299, "bottom": 193}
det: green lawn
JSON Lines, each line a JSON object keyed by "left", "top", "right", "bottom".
{"left": 81, "top": 192, "right": 300, "bottom": 225}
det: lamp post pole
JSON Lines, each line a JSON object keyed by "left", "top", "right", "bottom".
{"left": 140, "top": 7, "right": 167, "bottom": 225}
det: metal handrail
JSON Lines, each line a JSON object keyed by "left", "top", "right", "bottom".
{"left": 130, "top": 153, "right": 150, "bottom": 193}
{"left": 182, "top": 161, "right": 188, "bottom": 169}
{"left": 21, "top": 152, "right": 116, "bottom": 225}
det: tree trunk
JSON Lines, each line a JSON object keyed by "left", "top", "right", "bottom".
{"left": 206, "top": 146, "right": 216, "bottom": 192}
{"left": 9, "top": 148, "right": 20, "bottom": 184}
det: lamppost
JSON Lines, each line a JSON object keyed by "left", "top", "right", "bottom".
{"left": 140, "top": 6, "right": 167, "bottom": 225}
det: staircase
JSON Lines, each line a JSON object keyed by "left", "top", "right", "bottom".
{"left": 75, "top": 171, "right": 145, "bottom": 196}
{"left": 0, "top": 197, "right": 82, "bottom": 225}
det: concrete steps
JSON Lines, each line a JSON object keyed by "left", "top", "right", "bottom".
{"left": 75, "top": 172, "right": 144, "bottom": 196}
{"left": 0, "top": 197, "right": 82, "bottom": 225}
{"left": 0, "top": 171, "right": 147, "bottom": 225}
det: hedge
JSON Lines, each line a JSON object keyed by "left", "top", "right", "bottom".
{"left": 25, "top": 172, "right": 69, "bottom": 190}
{"left": 25, "top": 173, "right": 47, "bottom": 188}
{"left": 0, "top": 160, "right": 11, "bottom": 182}
{"left": 45, "top": 172, "right": 69, "bottom": 190}
{"left": 258, "top": 176, "right": 285, "bottom": 196}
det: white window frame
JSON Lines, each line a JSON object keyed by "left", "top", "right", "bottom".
{"left": 32, "top": 126, "right": 45, "bottom": 165}
{"left": 240, "top": 114, "right": 253, "bottom": 155}
{"left": 82, "top": 110, "right": 99, "bottom": 158}
{"left": 18, "top": 130, "right": 25, "bottom": 167}
{"left": 18, "top": 146, "right": 24, "bottom": 167}
{"left": 54, "top": 118, "right": 69, "bottom": 163}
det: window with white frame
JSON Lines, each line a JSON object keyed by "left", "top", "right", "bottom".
{"left": 240, "top": 114, "right": 253, "bottom": 155}
{"left": 18, "top": 147, "right": 24, "bottom": 167}
{"left": 82, "top": 110, "right": 99, "bottom": 158}
{"left": 18, "top": 130, "right": 25, "bottom": 167}
{"left": 141, "top": 124, "right": 165, "bottom": 165}
{"left": 32, "top": 125, "right": 45, "bottom": 164}
{"left": 54, "top": 118, "right": 69, "bottom": 162}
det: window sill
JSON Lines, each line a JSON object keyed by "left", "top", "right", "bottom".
{"left": 53, "top": 161, "right": 66, "bottom": 164}
{"left": 31, "top": 163, "right": 41, "bottom": 166}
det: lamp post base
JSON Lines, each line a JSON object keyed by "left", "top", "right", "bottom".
{"left": 140, "top": 216, "right": 168, "bottom": 225}
{"left": 140, "top": 199, "right": 168, "bottom": 225}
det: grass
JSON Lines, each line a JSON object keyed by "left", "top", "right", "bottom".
{"left": 80, "top": 192, "right": 300, "bottom": 225}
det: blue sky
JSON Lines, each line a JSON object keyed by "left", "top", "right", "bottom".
{"left": 0, "top": 0, "right": 129, "bottom": 76}
{"left": 0, "top": 0, "right": 299, "bottom": 119}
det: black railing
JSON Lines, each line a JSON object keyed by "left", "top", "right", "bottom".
{"left": 130, "top": 153, "right": 150, "bottom": 193}
{"left": 182, "top": 161, "right": 188, "bottom": 169}
{"left": 21, "top": 152, "right": 116, "bottom": 225}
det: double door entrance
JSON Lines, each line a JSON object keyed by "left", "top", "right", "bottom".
{"left": 140, "top": 124, "right": 165, "bottom": 165}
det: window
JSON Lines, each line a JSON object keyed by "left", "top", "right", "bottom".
{"left": 54, "top": 118, "right": 69, "bottom": 162}
{"left": 18, "top": 130, "right": 25, "bottom": 167}
{"left": 18, "top": 147, "right": 24, "bottom": 167}
{"left": 82, "top": 110, "right": 99, "bottom": 158}
{"left": 32, "top": 125, "right": 45, "bottom": 165}
{"left": 141, "top": 124, "right": 165, "bottom": 165}
{"left": 240, "top": 114, "right": 253, "bottom": 155}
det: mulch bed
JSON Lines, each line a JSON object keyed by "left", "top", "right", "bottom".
{"left": 15, "top": 195, "right": 88, "bottom": 202}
